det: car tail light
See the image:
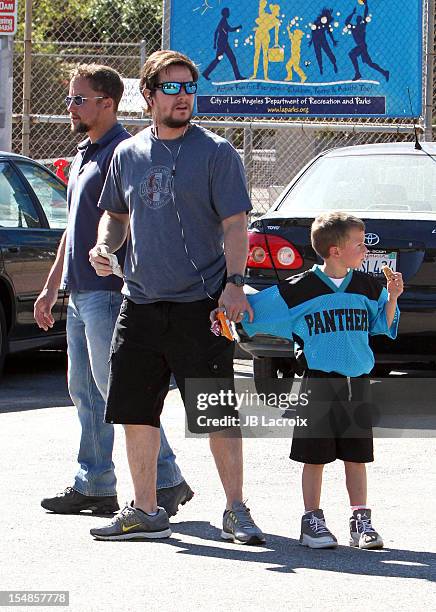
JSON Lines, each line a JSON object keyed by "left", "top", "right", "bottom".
{"left": 247, "top": 231, "right": 303, "bottom": 270}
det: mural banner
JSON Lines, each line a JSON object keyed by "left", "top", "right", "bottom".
{"left": 169, "top": 0, "right": 423, "bottom": 118}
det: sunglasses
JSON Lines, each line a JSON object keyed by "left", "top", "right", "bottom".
{"left": 153, "top": 81, "right": 198, "bottom": 95}
{"left": 65, "top": 95, "right": 108, "bottom": 107}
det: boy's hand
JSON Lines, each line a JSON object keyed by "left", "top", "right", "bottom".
{"left": 387, "top": 272, "right": 404, "bottom": 299}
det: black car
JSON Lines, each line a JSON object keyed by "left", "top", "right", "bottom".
{"left": 0, "top": 151, "right": 68, "bottom": 372}
{"left": 238, "top": 142, "right": 436, "bottom": 383}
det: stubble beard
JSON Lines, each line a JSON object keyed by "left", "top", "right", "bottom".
{"left": 71, "top": 120, "right": 90, "bottom": 135}
{"left": 161, "top": 110, "right": 193, "bottom": 129}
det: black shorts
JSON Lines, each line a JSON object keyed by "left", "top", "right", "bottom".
{"left": 105, "top": 296, "right": 236, "bottom": 433}
{"left": 290, "top": 370, "right": 374, "bottom": 464}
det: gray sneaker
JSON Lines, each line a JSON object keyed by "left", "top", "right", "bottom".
{"left": 221, "top": 501, "right": 266, "bottom": 545}
{"left": 300, "top": 509, "right": 338, "bottom": 549}
{"left": 157, "top": 481, "right": 194, "bottom": 518}
{"left": 90, "top": 503, "right": 171, "bottom": 541}
{"left": 349, "top": 508, "right": 383, "bottom": 549}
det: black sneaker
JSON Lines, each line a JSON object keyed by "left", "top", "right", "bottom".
{"left": 299, "top": 509, "right": 338, "bottom": 549}
{"left": 156, "top": 480, "right": 194, "bottom": 518}
{"left": 41, "top": 487, "right": 119, "bottom": 515}
{"left": 90, "top": 504, "right": 171, "bottom": 541}
{"left": 221, "top": 501, "right": 266, "bottom": 545}
{"left": 349, "top": 508, "right": 383, "bottom": 549}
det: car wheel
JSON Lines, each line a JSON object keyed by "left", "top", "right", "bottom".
{"left": 253, "top": 357, "right": 296, "bottom": 399}
{"left": 0, "top": 301, "right": 7, "bottom": 376}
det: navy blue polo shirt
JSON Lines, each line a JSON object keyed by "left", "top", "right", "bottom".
{"left": 62, "top": 122, "right": 131, "bottom": 292}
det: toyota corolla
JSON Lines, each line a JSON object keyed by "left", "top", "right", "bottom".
{"left": 238, "top": 142, "right": 436, "bottom": 383}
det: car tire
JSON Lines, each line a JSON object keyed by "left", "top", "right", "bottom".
{"left": 253, "top": 356, "right": 296, "bottom": 399}
{"left": 0, "top": 301, "right": 7, "bottom": 377}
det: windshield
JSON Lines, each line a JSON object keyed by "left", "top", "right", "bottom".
{"left": 278, "top": 154, "right": 436, "bottom": 214}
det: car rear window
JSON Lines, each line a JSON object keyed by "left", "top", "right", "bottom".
{"left": 278, "top": 154, "right": 436, "bottom": 215}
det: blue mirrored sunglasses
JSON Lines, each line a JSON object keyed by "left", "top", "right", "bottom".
{"left": 154, "top": 81, "right": 198, "bottom": 95}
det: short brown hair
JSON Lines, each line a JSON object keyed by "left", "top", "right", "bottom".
{"left": 139, "top": 50, "right": 199, "bottom": 113}
{"left": 311, "top": 211, "right": 365, "bottom": 259}
{"left": 70, "top": 64, "right": 124, "bottom": 111}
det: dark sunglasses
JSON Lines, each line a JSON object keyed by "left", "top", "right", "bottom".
{"left": 65, "top": 95, "right": 108, "bottom": 107}
{"left": 153, "top": 81, "right": 198, "bottom": 95}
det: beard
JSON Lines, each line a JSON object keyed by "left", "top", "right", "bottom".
{"left": 71, "top": 120, "right": 90, "bottom": 135}
{"left": 161, "top": 111, "right": 193, "bottom": 129}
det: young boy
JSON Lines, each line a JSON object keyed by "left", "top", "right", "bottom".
{"left": 242, "top": 212, "right": 403, "bottom": 549}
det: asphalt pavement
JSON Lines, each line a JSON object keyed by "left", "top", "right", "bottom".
{"left": 0, "top": 351, "right": 435, "bottom": 612}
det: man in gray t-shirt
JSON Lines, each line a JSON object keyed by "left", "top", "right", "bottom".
{"left": 97, "top": 123, "right": 251, "bottom": 303}
{"left": 88, "top": 50, "right": 265, "bottom": 546}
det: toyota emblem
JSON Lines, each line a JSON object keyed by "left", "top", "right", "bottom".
{"left": 365, "top": 233, "right": 380, "bottom": 246}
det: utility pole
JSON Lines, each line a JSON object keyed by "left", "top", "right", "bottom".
{"left": 21, "top": 0, "right": 33, "bottom": 156}
{"left": 0, "top": 0, "right": 17, "bottom": 152}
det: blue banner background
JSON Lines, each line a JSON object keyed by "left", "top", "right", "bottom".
{"left": 169, "top": 0, "right": 423, "bottom": 118}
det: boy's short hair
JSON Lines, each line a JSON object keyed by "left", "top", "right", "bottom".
{"left": 139, "top": 50, "right": 199, "bottom": 114}
{"left": 70, "top": 64, "right": 124, "bottom": 111}
{"left": 311, "top": 211, "right": 365, "bottom": 259}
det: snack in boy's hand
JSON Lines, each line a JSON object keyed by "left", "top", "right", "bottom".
{"left": 382, "top": 265, "right": 395, "bottom": 281}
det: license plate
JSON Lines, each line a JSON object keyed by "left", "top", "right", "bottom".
{"left": 359, "top": 251, "right": 397, "bottom": 275}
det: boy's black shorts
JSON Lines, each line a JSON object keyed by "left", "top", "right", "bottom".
{"left": 290, "top": 370, "right": 374, "bottom": 464}
{"left": 104, "top": 296, "right": 236, "bottom": 434}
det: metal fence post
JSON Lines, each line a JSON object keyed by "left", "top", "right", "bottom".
{"left": 162, "top": 0, "right": 171, "bottom": 49}
{"left": 140, "top": 39, "right": 146, "bottom": 69}
{"left": 424, "top": 0, "right": 435, "bottom": 140}
{"left": 21, "top": 0, "right": 33, "bottom": 157}
{"left": 243, "top": 126, "right": 253, "bottom": 197}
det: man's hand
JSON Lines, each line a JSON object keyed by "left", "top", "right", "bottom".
{"left": 218, "top": 284, "right": 254, "bottom": 323}
{"left": 89, "top": 244, "right": 113, "bottom": 277}
{"left": 34, "top": 287, "right": 59, "bottom": 331}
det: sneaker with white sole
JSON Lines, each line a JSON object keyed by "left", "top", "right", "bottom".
{"left": 299, "top": 509, "right": 338, "bottom": 549}
{"left": 221, "top": 501, "right": 266, "bottom": 545}
{"left": 349, "top": 508, "right": 383, "bottom": 549}
{"left": 90, "top": 503, "right": 171, "bottom": 541}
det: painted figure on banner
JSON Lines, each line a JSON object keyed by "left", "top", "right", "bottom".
{"left": 345, "top": 0, "right": 389, "bottom": 82}
{"left": 309, "top": 7, "right": 338, "bottom": 75}
{"left": 202, "top": 8, "right": 246, "bottom": 81}
{"left": 285, "top": 24, "right": 307, "bottom": 83}
{"left": 251, "top": 1, "right": 281, "bottom": 80}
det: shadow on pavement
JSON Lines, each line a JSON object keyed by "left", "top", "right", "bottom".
{"left": 0, "top": 350, "right": 72, "bottom": 413}
{"left": 0, "top": 353, "right": 252, "bottom": 414}
{"left": 169, "top": 521, "right": 436, "bottom": 581}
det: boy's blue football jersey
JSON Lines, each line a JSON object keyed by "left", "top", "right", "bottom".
{"left": 242, "top": 265, "right": 400, "bottom": 377}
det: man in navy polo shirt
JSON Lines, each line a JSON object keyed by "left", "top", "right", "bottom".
{"left": 34, "top": 64, "right": 192, "bottom": 516}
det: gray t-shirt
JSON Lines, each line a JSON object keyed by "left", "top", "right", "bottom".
{"left": 98, "top": 125, "right": 252, "bottom": 303}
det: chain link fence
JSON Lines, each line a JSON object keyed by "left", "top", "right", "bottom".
{"left": 10, "top": 0, "right": 436, "bottom": 215}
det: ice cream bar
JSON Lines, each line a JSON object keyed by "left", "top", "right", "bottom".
{"left": 382, "top": 265, "right": 395, "bottom": 281}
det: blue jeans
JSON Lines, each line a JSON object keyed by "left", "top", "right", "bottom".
{"left": 67, "top": 290, "right": 183, "bottom": 496}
